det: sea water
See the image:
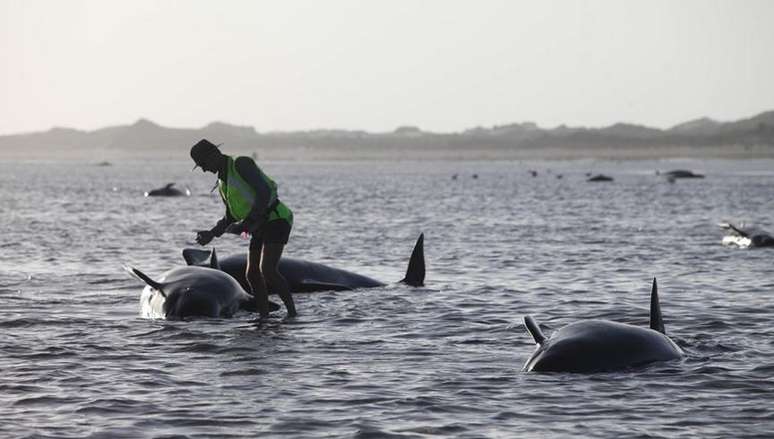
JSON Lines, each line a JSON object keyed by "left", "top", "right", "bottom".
{"left": 1, "top": 158, "right": 773, "bottom": 438}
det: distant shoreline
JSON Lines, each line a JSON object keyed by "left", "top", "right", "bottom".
{"left": 1, "top": 143, "right": 772, "bottom": 162}
{"left": 1, "top": 110, "right": 772, "bottom": 161}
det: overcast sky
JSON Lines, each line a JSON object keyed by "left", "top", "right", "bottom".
{"left": 1, "top": 0, "right": 773, "bottom": 135}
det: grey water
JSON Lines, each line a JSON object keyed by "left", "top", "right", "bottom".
{"left": 1, "top": 158, "right": 773, "bottom": 438}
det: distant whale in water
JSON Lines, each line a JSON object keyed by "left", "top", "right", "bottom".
{"left": 720, "top": 223, "right": 774, "bottom": 248}
{"left": 125, "top": 251, "right": 277, "bottom": 319}
{"left": 657, "top": 169, "right": 705, "bottom": 180}
{"left": 522, "top": 278, "right": 684, "bottom": 373}
{"left": 182, "top": 233, "right": 426, "bottom": 294}
{"left": 587, "top": 174, "right": 613, "bottom": 182}
{"left": 145, "top": 183, "right": 190, "bottom": 197}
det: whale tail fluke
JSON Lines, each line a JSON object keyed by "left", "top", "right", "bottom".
{"left": 524, "top": 315, "right": 546, "bottom": 345}
{"left": 124, "top": 266, "right": 166, "bottom": 298}
{"left": 649, "top": 277, "right": 665, "bottom": 334}
{"left": 400, "top": 233, "right": 425, "bottom": 287}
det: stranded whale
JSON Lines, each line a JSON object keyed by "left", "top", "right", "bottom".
{"left": 657, "top": 169, "right": 704, "bottom": 179}
{"left": 125, "top": 250, "right": 278, "bottom": 319}
{"left": 720, "top": 223, "right": 774, "bottom": 248}
{"left": 657, "top": 169, "right": 705, "bottom": 183}
{"left": 182, "top": 233, "right": 425, "bottom": 294}
{"left": 586, "top": 174, "right": 613, "bottom": 182}
{"left": 522, "top": 278, "right": 684, "bottom": 373}
{"left": 144, "top": 183, "right": 190, "bottom": 197}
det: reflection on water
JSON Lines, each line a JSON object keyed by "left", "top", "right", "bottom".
{"left": 1, "top": 159, "right": 773, "bottom": 438}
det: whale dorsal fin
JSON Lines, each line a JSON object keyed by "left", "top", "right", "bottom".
{"left": 165, "top": 183, "right": 176, "bottom": 189}
{"left": 524, "top": 315, "right": 546, "bottom": 345}
{"left": 209, "top": 248, "right": 220, "bottom": 270}
{"left": 650, "top": 277, "right": 665, "bottom": 334}
{"left": 124, "top": 266, "right": 166, "bottom": 298}
{"left": 400, "top": 233, "right": 425, "bottom": 287}
{"left": 182, "top": 248, "right": 213, "bottom": 266}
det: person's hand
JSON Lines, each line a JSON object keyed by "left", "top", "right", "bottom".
{"left": 196, "top": 230, "right": 214, "bottom": 246}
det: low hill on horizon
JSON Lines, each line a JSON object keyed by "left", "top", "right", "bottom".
{"left": 2, "top": 111, "right": 773, "bottom": 161}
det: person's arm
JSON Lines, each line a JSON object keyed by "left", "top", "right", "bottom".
{"left": 234, "top": 157, "right": 273, "bottom": 223}
{"left": 211, "top": 208, "right": 236, "bottom": 237}
{"left": 196, "top": 207, "right": 235, "bottom": 246}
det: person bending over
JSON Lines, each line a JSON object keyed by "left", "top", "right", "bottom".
{"left": 190, "top": 139, "right": 296, "bottom": 318}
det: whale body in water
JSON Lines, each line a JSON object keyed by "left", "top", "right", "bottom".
{"left": 125, "top": 251, "right": 278, "bottom": 319}
{"left": 522, "top": 278, "right": 684, "bottom": 373}
{"left": 657, "top": 169, "right": 704, "bottom": 179}
{"left": 720, "top": 223, "right": 774, "bottom": 248}
{"left": 145, "top": 183, "right": 190, "bottom": 197}
{"left": 587, "top": 174, "right": 613, "bottom": 182}
{"left": 182, "top": 233, "right": 426, "bottom": 294}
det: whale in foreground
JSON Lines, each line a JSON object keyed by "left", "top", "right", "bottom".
{"left": 125, "top": 251, "right": 277, "bottom": 319}
{"left": 182, "top": 233, "right": 425, "bottom": 294}
{"left": 720, "top": 223, "right": 774, "bottom": 248}
{"left": 522, "top": 278, "right": 684, "bottom": 373}
{"left": 144, "top": 183, "right": 190, "bottom": 197}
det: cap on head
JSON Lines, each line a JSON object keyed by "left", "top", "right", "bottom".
{"left": 190, "top": 139, "right": 220, "bottom": 169}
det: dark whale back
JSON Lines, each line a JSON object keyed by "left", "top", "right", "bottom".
{"left": 523, "top": 320, "right": 683, "bottom": 373}
{"left": 219, "top": 254, "right": 385, "bottom": 293}
{"left": 127, "top": 266, "right": 253, "bottom": 319}
{"left": 661, "top": 169, "right": 704, "bottom": 179}
{"left": 752, "top": 234, "right": 774, "bottom": 247}
{"left": 182, "top": 233, "right": 425, "bottom": 294}
{"left": 522, "top": 278, "right": 684, "bottom": 373}
{"left": 145, "top": 183, "right": 187, "bottom": 197}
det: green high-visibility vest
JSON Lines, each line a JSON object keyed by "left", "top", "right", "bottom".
{"left": 218, "top": 156, "right": 284, "bottom": 222}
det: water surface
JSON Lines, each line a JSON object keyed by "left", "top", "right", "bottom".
{"left": 1, "top": 158, "right": 773, "bottom": 438}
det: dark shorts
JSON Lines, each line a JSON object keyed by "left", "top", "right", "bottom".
{"left": 249, "top": 219, "right": 292, "bottom": 250}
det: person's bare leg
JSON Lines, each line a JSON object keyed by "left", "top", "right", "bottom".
{"left": 246, "top": 245, "right": 271, "bottom": 317}
{"left": 261, "top": 243, "right": 296, "bottom": 317}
